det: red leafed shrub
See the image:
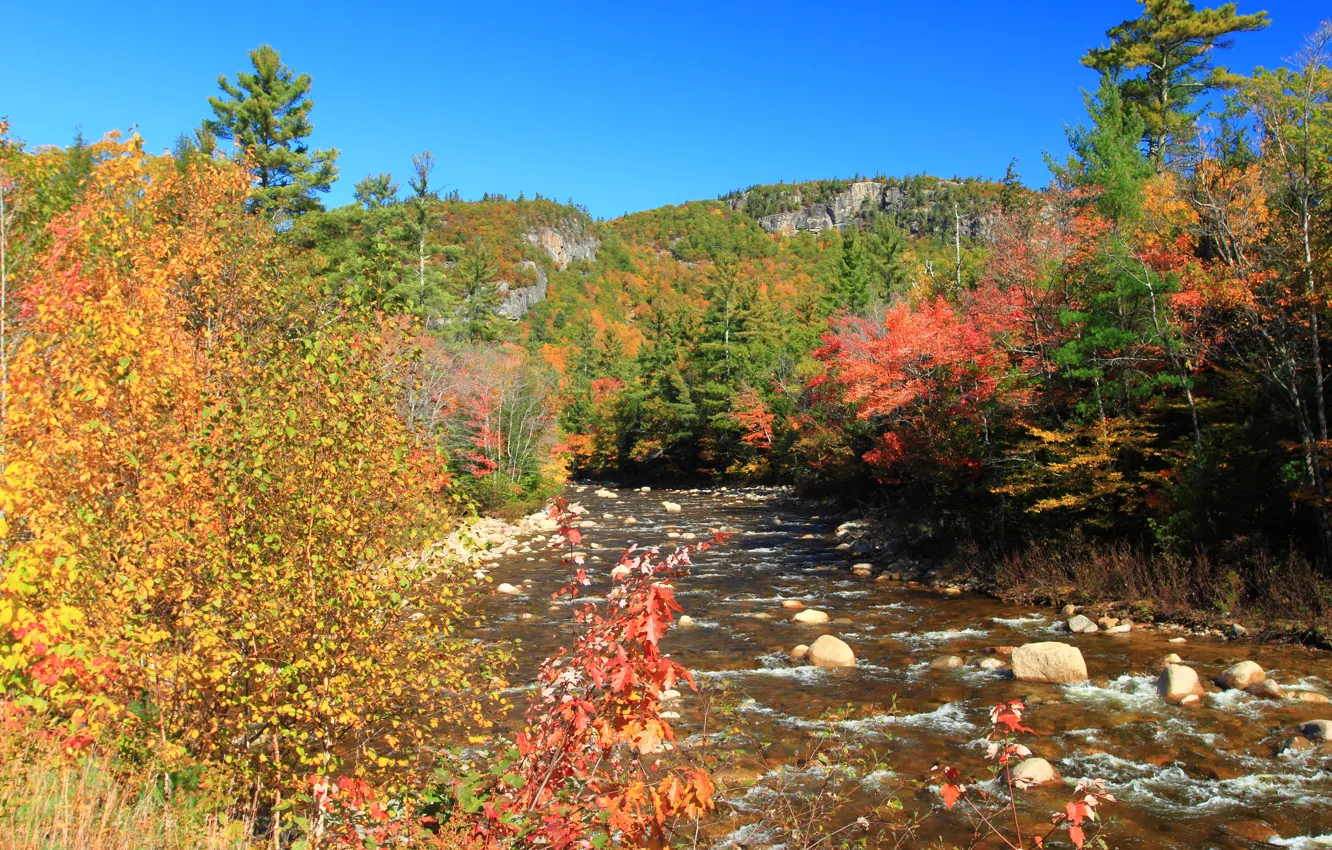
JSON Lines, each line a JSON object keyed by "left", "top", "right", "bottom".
{"left": 935, "top": 701, "right": 1114, "bottom": 849}
{"left": 471, "top": 499, "right": 724, "bottom": 849}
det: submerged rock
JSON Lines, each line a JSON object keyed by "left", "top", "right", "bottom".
{"left": 1012, "top": 642, "right": 1088, "bottom": 684}
{"left": 1011, "top": 757, "right": 1059, "bottom": 788}
{"left": 1158, "top": 664, "right": 1206, "bottom": 704}
{"left": 1217, "top": 660, "right": 1265, "bottom": 691}
{"left": 929, "top": 655, "right": 964, "bottom": 671}
{"left": 808, "top": 634, "right": 855, "bottom": 668}
{"left": 1067, "top": 614, "right": 1099, "bottom": 634}
{"left": 792, "top": 609, "right": 830, "bottom": 625}
{"left": 1246, "top": 679, "right": 1284, "bottom": 700}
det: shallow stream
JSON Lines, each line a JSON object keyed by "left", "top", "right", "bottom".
{"left": 473, "top": 485, "right": 1332, "bottom": 849}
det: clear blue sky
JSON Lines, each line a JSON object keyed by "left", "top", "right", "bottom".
{"left": 3, "top": 1, "right": 1326, "bottom": 219}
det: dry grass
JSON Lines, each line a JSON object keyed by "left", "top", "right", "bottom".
{"left": 986, "top": 536, "right": 1332, "bottom": 631}
{"left": 0, "top": 723, "right": 248, "bottom": 850}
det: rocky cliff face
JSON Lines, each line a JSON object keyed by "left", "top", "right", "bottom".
{"left": 523, "top": 218, "right": 599, "bottom": 271}
{"left": 729, "top": 180, "right": 991, "bottom": 240}
{"left": 496, "top": 261, "right": 548, "bottom": 320}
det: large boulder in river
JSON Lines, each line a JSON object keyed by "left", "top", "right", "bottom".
{"left": 1011, "top": 642, "right": 1088, "bottom": 684}
{"left": 792, "top": 609, "right": 830, "bottom": 625}
{"left": 808, "top": 635, "right": 855, "bottom": 668}
{"left": 1157, "top": 664, "right": 1205, "bottom": 704}
{"left": 1216, "top": 660, "right": 1265, "bottom": 690}
{"left": 1011, "top": 757, "right": 1059, "bottom": 788}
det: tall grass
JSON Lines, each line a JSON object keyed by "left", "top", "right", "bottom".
{"left": 0, "top": 722, "right": 248, "bottom": 850}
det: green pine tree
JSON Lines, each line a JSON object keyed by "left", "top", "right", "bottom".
{"left": 207, "top": 45, "right": 340, "bottom": 216}
{"left": 825, "top": 226, "right": 874, "bottom": 313}
{"left": 1082, "top": 0, "right": 1269, "bottom": 168}
{"left": 1055, "top": 75, "right": 1156, "bottom": 222}
{"left": 451, "top": 238, "right": 503, "bottom": 343}
{"left": 865, "top": 213, "right": 911, "bottom": 300}
{"left": 352, "top": 173, "right": 399, "bottom": 209}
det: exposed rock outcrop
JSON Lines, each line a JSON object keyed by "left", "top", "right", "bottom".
{"left": 727, "top": 180, "right": 991, "bottom": 240}
{"left": 496, "top": 261, "right": 548, "bottom": 319}
{"left": 523, "top": 218, "right": 599, "bottom": 271}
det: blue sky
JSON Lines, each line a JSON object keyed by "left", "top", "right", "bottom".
{"left": 3, "top": 1, "right": 1326, "bottom": 219}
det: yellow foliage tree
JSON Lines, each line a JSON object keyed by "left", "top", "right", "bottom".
{"left": 1, "top": 134, "right": 504, "bottom": 812}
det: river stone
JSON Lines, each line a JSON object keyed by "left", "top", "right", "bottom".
{"left": 793, "top": 609, "right": 830, "bottom": 625}
{"left": 929, "top": 655, "right": 964, "bottom": 671}
{"left": 1012, "top": 642, "right": 1088, "bottom": 684}
{"left": 1221, "top": 820, "right": 1279, "bottom": 843}
{"left": 1157, "top": 653, "right": 1183, "bottom": 669}
{"left": 495, "top": 583, "right": 522, "bottom": 595}
{"left": 678, "top": 615, "right": 695, "bottom": 627}
{"left": 594, "top": 488, "right": 617, "bottom": 499}
{"left": 781, "top": 600, "right": 805, "bottom": 610}
{"left": 661, "top": 689, "right": 681, "bottom": 701}
{"left": 808, "top": 635, "right": 855, "bottom": 669}
{"left": 640, "top": 486, "right": 651, "bottom": 492}
{"left": 1011, "top": 757, "right": 1059, "bottom": 788}
{"left": 1158, "top": 664, "right": 1206, "bottom": 703}
{"left": 971, "top": 657, "right": 1008, "bottom": 670}
{"left": 1246, "top": 679, "right": 1284, "bottom": 700}
{"left": 1104, "top": 624, "right": 1132, "bottom": 634}
{"left": 851, "top": 562, "right": 873, "bottom": 576}
{"left": 662, "top": 501, "right": 682, "bottom": 513}
{"left": 789, "top": 644, "right": 810, "bottom": 661}
{"left": 1067, "top": 614, "right": 1098, "bottom": 633}
{"left": 1281, "top": 735, "right": 1316, "bottom": 755}
{"left": 1217, "top": 660, "right": 1265, "bottom": 690}
{"left": 1294, "top": 690, "right": 1331, "bottom": 704}
{"left": 1060, "top": 604, "right": 1078, "bottom": 617}
{"left": 1097, "top": 616, "right": 1120, "bottom": 629}
{"left": 1299, "top": 720, "right": 1332, "bottom": 741}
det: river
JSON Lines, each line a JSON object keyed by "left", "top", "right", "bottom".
{"left": 473, "top": 484, "right": 1332, "bottom": 849}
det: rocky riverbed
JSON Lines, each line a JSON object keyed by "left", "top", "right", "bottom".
{"left": 464, "top": 485, "right": 1332, "bottom": 849}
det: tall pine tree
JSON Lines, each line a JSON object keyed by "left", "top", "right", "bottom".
{"left": 1082, "top": 0, "right": 1269, "bottom": 168}
{"left": 207, "top": 45, "right": 340, "bottom": 216}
